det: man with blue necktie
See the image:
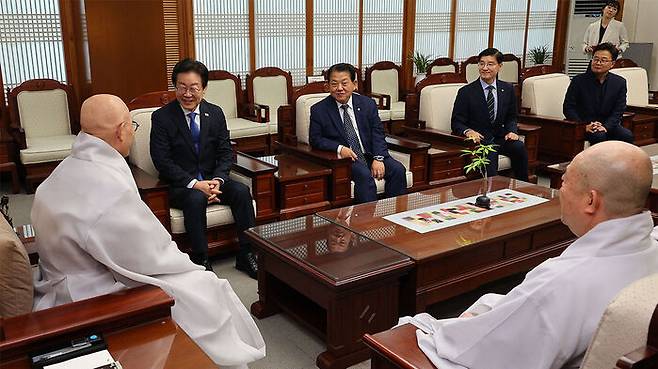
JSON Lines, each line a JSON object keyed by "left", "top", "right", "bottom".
{"left": 309, "top": 63, "right": 406, "bottom": 204}
{"left": 451, "top": 48, "right": 529, "bottom": 181}
{"left": 150, "top": 59, "right": 257, "bottom": 277}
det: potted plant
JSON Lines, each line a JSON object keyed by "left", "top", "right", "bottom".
{"left": 461, "top": 139, "right": 497, "bottom": 209}
{"left": 409, "top": 51, "right": 433, "bottom": 84}
{"left": 528, "top": 45, "right": 549, "bottom": 66}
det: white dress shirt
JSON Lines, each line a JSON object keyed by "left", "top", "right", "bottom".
{"left": 336, "top": 95, "right": 365, "bottom": 157}
{"left": 181, "top": 104, "right": 202, "bottom": 189}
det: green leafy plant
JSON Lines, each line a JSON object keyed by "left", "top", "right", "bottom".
{"left": 461, "top": 139, "right": 497, "bottom": 179}
{"left": 409, "top": 51, "right": 433, "bottom": 74}
{"left": 528, "top": 45, "right": 549, "bottom": 65}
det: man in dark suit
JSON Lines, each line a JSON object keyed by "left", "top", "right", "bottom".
{"left": 563, "top": 42, "right": 633, "bottom": 145}
{"left": 150, "top": 59, "right": 257, "bottom": 278}
{"left": 451, "top": 48, "right": 529, "bottom": 181}
{"left": 309, "top": 63, "right": 406, "bottom": 204}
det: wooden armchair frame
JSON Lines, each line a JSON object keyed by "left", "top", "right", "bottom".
{"left": 206, "top": 70, "right": 270, "bottom": 155}
{"left": 364, "top": 61, "right": 407, "bottom": 134}
{"left": 276, "top": 82, "right": 430, "bottom": 207}
{"left": 7, "top": 79, "right": 80, "bottom": 192}
{"left": 127, "top": 91, "right": 277, "bottom": 256}
{"left": 427, "top": 57, "right": 459, "bottom": 76}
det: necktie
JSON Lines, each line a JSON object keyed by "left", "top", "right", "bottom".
{"left": 486, "top": 85, "right": 496, "bottom": 124}
{"left": 340, "top": 104, "right": 366, "bottom": 163}
{"left": 188, "top": 112, "right": 203, "bottom": 180}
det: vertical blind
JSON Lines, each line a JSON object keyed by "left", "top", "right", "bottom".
{"left": 493, "top": 0, "right": 527, "bottom": 58}
{"left": 526, "top": 0, "right": 558, "bottom": 66}
{"left": 254, "top": 0, "right": 306, "bottom": 85}
{"left": 361, "top": 0, "right": 403, "bottom": 69}
{"left": 0, "top": 0, "right": 67, "bottom": 94}
{"left": 313, "top": 0, "right": 359, "bottom": 76}
{"left": 193, "top": 0, "right": 250, "bottom": 80}
{"left": 414, "top": 0, "right": 451, "bottom": 62}
{"left": 454, "top": 0, "right": 490, "bottom": 61}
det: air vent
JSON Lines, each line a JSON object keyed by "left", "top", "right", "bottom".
{"left": 568, "top": 58, "right": 590, "bottom": 78}
{"left": 574, "top": 0, "right": 607, "bottom": 16}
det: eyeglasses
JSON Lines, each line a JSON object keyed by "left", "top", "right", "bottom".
{"left": 592, "top": 58, "right": 612, "bottom": 64}
{"left": 131, "top": 121, "right": 140, "bottom": 131}
{"left": 478, "top": 62, "right": 499, "bottom": 69}
{"left": 176, "top": 85, "right": 202, "bottom": 95}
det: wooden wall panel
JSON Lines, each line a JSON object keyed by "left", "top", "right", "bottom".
{"left": 84, "top": 0, "right": 168, "bottom": 102}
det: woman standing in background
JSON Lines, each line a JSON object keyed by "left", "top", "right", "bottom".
{"left": 582, "top": 1, "right": 629, "bottom": 58}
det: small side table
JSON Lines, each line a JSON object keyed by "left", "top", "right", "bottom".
{"left": 0, "top": 162, "right": 20, "bottom": 193}
{"left": 259, "top": 154, "right": 332, "bottom": 219}
{"left": 545, "top": 161, "right": 570, "bottom": 189}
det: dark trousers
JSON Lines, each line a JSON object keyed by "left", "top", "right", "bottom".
{"left": 169, "top": 179, "right": 255, "bottom": 260}
{"left": 585, "top": 125, "right": 634, "bottom": 145}
{"left": 485, "top": 138, "right": 529, "bottom": 181}
{"left": 351, "top": 156, "right": 406, "bottom": 204}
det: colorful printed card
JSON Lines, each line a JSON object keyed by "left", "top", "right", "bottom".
{"left": 384, "top": 189, "right": 549, "bottom": 233}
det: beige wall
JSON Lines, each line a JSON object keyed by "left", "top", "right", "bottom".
{"left": 623, "top": 0, "right": 658, "bottom": 88}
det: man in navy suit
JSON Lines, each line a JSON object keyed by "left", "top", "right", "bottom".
{"left": 563, "top": 42, "right": 633, "bottom": 145}
{"left": 309, "top": 63, "right": 406, "bottom": 204}
{"left": 150, "top": 59, "right": 257, "bottom": 278}
{"left": 452, "top": 48, "right": 529, "bottom": 181}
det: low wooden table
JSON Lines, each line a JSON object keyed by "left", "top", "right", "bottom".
{"left": 246, "top": 215, "right": 413, "bottom": 369}
{"left": 258, "top": 154, "right": 332, "bottom": 219}
{"left": 318, "top": 177, "right": 575, "bottom": 313}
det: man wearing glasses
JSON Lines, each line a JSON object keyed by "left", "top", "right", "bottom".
{"left": 150, "top": 59, "right": 258, "bottom": 278}
{"left": 564, "top": 42, "right": 633, "bottom": 145}
{"left": 451, "top": 48, "right": 529, "bottom": 181}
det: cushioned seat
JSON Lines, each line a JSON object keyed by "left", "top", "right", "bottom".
{"left": 580, "top": 273, "right": 658, "bottom": 369}
{"left": 129, "top": 107, "right": 255, "bottom": 233}
{"left": 430, "top": 64, "right": 457, "bottom": 74}
{"left": 521, "top": 73, "right": 571, "bottom": 118}
{"left": 227, "top": 117, "right": 270, "bottom": 138}
{"left": 367, "top": 63, "right": 406, "bottom": 125}
{"left": 295, "top": 92, "right": 414, "bottom": 196}
{"left": 19, "top": 134, "right": 75, "bottom": 164}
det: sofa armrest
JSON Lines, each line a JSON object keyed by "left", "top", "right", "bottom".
{"left": 386, "top": 136, "right": 430, "bottom": 188}
{"left": 404, "top": 125, "right": 470, "bottom": 147}
{"left": 517, "top": 113, "right": 585, "bottom": 126}
{"left": 363, "top": 323, "right": 436, "bottom": 369}
{"left": 517, "top": 123, "right": 541, "bottom": 135}
{"left": 368, "top": 92, "right": 392, "bottom": 110}
{"left": 9, "top": 126, "right": 26, "bottom": 150}
{"left": 616, "top": 345, "right": 658, "bottom": 369}
{"left": 241, "top": 102, "right": 269, "bottom": 123}
{"left": 649, "top": 90, "right": 657, "bottom": 105}
{"left": 232, "top": 153, "right": 278, "bottom": 221}
{"left": 0, "top": 285, "right": 173, "bottom": 360}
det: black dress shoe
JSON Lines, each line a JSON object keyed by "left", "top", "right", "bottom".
{"left": 236, "top": 252, "right": 258, "bottom": 279}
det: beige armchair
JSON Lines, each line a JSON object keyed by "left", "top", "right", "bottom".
{"left": 204, "top": 70, "right": 271, "bottom": 155}
{"left": 7, "top": 79, "right": 79, "bottom": 192}
{"left": 276, "top": 82, "right": 430, "bottom": 207}
{"left": 610, "top": 59, "right": 657, "bottom": 145}
{"left": 364, "top": 61, "right": 407, "bottom": 134}
{"left": 128, "top": 91, "right": 277, "bottom": 256}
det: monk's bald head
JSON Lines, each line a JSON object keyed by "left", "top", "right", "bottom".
{"left": 80, "top": 94, "right": 134, "bottom": 156}
{"left": 570, "top": 141, "right": 651, "bottom": 218}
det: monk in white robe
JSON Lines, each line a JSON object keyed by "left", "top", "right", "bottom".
{"left": 399, "top": 141, "right": 658, "bottom": 369}
{"left": 31, "top": 94, "right": 265, "bottom": 369}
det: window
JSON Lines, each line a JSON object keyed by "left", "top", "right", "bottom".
{"left": 525, "top": 0, "right": 558, "bottom": 66}
{"left": 454, "top": 0, "right": 490, "bottom": 61}
{"left": 255, "top": 0, "right": 306, "bottom": 85}
{"left": 493, "top": 0, "right": 527, "bottom": 58}
{"left": 414, "top": 0, "right": 451, "bottom": 63}
{"left": 0, "top": 0, "right": 67, "bottom": 93}
{"left": 361, "top": 0, "right": 403, "bottom": 68}
{"left": 193, "top": 0, "right": 250, "bottom": 78}
{"left": 313, "top": 0, "right": 359, "bottom": 75}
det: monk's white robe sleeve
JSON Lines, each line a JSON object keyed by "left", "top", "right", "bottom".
{"left": 82, "top": 190, "right": 266, "bottom": 369}
{"left": 407, "top": 294, "right": 566, "bottom": 369}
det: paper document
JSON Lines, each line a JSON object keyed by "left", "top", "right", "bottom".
{"left": 44, "top": 350, "right": 116, "bottom": 369}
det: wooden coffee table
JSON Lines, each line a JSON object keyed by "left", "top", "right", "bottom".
{"left": 246, "top": 215, "right": 413, "bottom": 369}
{"left": 317, "top": 176, "right": 575, "bottom": 313}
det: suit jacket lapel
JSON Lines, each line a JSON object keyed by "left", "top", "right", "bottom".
{"left": 173, "top": 103, "right": 196, "bottom": 154}
{"left": 327, "top": 98, "right": 349, "bottom": 143}
{"left": 496, "top": 84, "right": 506, "bottom": 124}
{"left": 199, "top": 101, "right": 210, "bottom": 155}
{"left": 352, "top": 96, "right": 370, "bottom": 152}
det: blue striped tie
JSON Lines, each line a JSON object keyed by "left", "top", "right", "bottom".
{"left": 188, "top": 112, "right": 203, "bottom": 180}
{"left": 340, "top": 104, "right": 366, "bottom": 163}
{"left": 486, "top": 85, "right": 496, "bottom": 124}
